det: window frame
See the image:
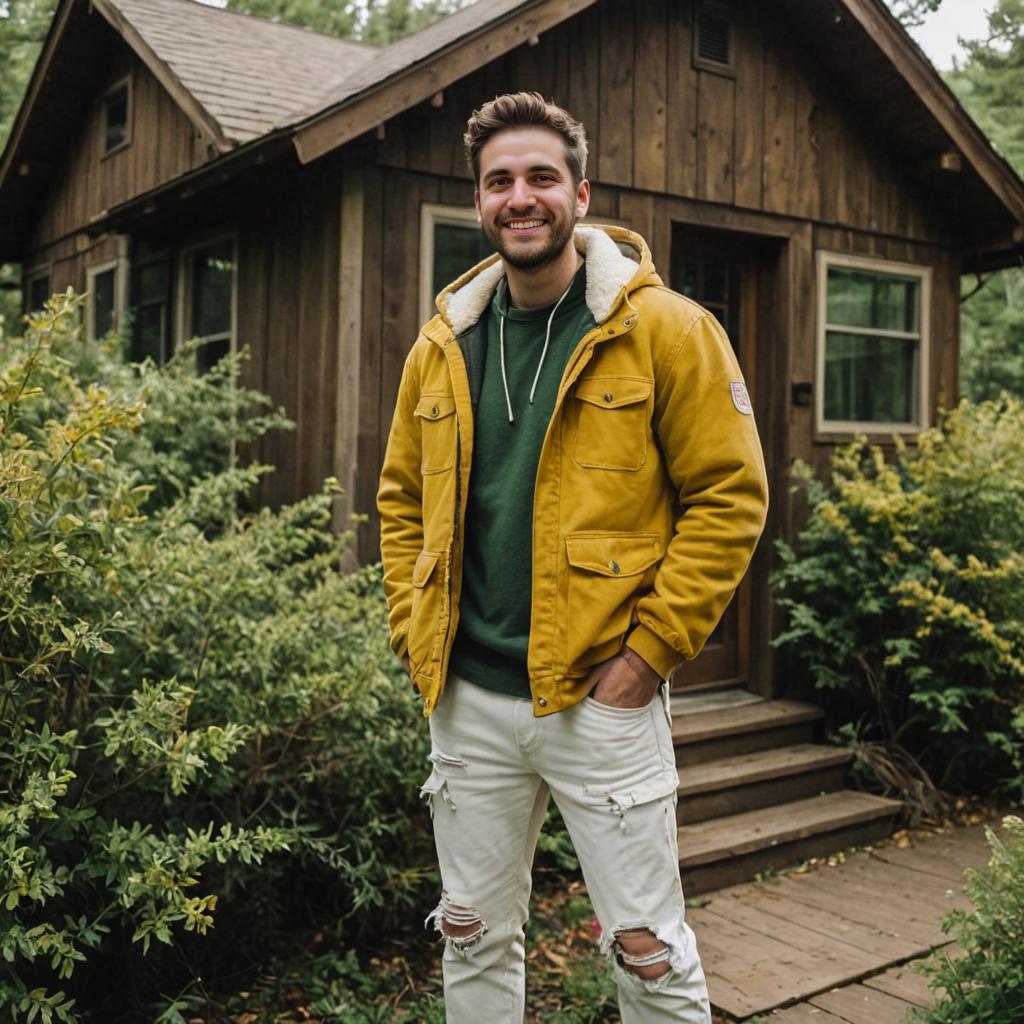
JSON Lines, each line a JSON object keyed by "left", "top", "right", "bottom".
{"left": 99, "top": 75, "right": 132, "bottom": 159}
{"left": 85, "top": 254, "right": 129, "bottom": 342}
{"left": 419, "top": 204, "right": 484, "bottom": 326}
{"left": 815, "top": 250, "right": 931, "bottom": 437}
{"left": 175, "top": 232, "right": 238, "bottom": 358}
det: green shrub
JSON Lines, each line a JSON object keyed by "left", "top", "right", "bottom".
{"left": 0, "top": 292, "right": 433, "bottom": 1021}
{"left": 772, "top": 398, "right": 1024, "bottom": 802}
{"left": 912, "top": 815, "right": 1024, "bottom": 1024}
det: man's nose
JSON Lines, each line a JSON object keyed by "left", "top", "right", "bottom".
{"left": 506, "top": 177, "right": 536, "bottom": 209}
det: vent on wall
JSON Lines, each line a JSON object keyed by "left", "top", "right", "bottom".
{"left": 694, "top": 4, "right": 735, "bottom": 75}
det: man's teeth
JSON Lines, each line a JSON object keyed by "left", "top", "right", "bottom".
{"left": 506, "top": 220, "right": 545, "bottom": 229}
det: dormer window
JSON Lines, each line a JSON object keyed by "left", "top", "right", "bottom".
{"left": 102, "top": 79, "right": 130, "bottom": 155}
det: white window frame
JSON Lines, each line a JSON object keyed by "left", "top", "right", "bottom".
{"left": 815, "top": 250, "right": 931, "bottom": 435}
{"left": 175, "top": 232, "right": 238, "bottom": 356}
{"left": 85, "top": 255, "right": 129, "bottom": 342}
{"left": 419, "top": 204, "right": 482, "bottom": 325}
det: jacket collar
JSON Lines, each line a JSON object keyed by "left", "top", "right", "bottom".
{"left": 435, "top": 225, "right": 649, "bottom": 339}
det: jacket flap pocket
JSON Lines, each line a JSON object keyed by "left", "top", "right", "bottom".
{"left": 574, "top": 376, "right": 652, "bottom": 409}
{"left": 565, "top": 532, "right": 663, "bottom": 577}
{"left": 412, "top": 550, "right": 441, "bottom": 588}
{"left": 415, "top": 395, "right": 457, "bottom": 420}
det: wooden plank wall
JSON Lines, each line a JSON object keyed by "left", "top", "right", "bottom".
{"left": 236, "top": 160, "right": 343, "bottom": 517}
{"left": 372, "top": 0, "right": 949, "bottom": 245}
{"left": 29, "top": 48, "right": 208, "bottom": 256}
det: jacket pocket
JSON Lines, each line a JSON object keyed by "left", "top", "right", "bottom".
{"left": 408, "top": 549, "right": 444, "bottom": 671}
{"left": 573, "top": 376, "right": 652, "bottom": 472}
{"left": 415, "top": 395, "right": 457, "bottom": 475}
{"left": 564, "top": 532, "right": 663, "bottom": 667}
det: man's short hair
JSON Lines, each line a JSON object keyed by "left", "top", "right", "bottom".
{"left": 464, "top": 92, "right": 588, "bottom": 187}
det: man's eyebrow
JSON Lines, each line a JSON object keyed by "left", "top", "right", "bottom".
{"left": 482, "top": 163, "right": 563, "bottom": 182}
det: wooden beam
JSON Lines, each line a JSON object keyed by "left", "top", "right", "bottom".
{"left": 839, "top": 0, "right": 1024, "bottom": 225}
{"left": 292, "top": 0, "right": 599, "bottom": 165}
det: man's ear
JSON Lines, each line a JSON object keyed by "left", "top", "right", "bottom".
{"left": 575, "top": 179, "right": 591, "bottom": 220}
{"left": 474, "top": 189, "right": 482, "bottom": 223}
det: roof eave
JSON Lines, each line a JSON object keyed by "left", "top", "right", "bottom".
{"left": 289, "top": 0, "right": 597, "bottom": 165}
{"left": 841, "top": 0, "right": 1024, "bottom": 229}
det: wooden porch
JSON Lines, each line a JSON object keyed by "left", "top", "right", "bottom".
{"left": 687, "top": 821, "right": 993, "bottom": 1022}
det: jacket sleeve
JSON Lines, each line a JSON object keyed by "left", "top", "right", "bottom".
{"left": 377, "top": 350, "right": 424, "bottom": 662}
{"left": 625, "top": 311, "right": 769, "bottom": 679}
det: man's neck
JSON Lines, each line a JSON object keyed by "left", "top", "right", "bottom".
{"left": 504, "top": 244, "right": 584, "bottom": 310}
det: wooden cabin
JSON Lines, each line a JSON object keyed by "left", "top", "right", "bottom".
{"left": 4, "top": 0, "right": 1024, "bottom": 886}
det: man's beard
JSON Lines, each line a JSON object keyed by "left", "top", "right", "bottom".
{"left": 482, "top": 210, "right": 577, "bottom": 270}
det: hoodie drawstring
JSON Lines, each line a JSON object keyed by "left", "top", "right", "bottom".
{"left": 499, "top": 277, "right": 576, "bottom": 425}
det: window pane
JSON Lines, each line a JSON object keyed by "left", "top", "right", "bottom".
{"left": 28, "top": 275, "right": 50, "bottom": 313}
{"left": 132, "top": 304, "right": 166, "bottom": 364}
{"left": 104, "top": 86, "right": 128, "bottom": 152}
{"left": 824, "top": 331, "right": 917, "bottom": 423}
{"left": 138, "top": 261, "right": 169, "bottom": 304}
{"left": 191, "top": 241, "right": 234, "bottom": 339}
{"left": 433, "top": 223, "right": 492, "bottom": 300}
{"left": 92, "top": 268, "right": 116, "bottom": 338}
{"left": 827, "top": 267, "right": 919, "bottom": 332}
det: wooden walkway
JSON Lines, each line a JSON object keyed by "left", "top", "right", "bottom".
{"left": 687, "top": 822, "right": 993, "bottom": 1022}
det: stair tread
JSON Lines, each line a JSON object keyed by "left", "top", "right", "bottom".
{"left": 677, "top": 743, "right": 853, "bottom": 796}
{"left": 672, "top": 699, "right": 823, "bottom": 745}
{"left": 678, "top": 791, "right": 903, "bottom": 867}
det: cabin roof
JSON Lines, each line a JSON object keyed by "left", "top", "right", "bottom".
{"left": 2, "top": 0, "right": 1024, "bottom": 269}
{"left": 98, "top": 0, "right": 375, "bottom": 146}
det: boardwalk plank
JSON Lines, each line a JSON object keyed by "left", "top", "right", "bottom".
{"left": 768, "top": 1003, "right": 851, "bottom": 1023}
{"left": 810, "top": 982, "right": 918, "bottom": 1024}
{"left": 863, "top": 962, "right": 936, "bottom": 1008}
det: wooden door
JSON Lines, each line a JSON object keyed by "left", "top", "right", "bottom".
{"left": 668, "top": 226, "right": 759, "bottom": 690}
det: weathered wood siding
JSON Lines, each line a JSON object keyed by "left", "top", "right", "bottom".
{"left": 28, "top": 47, "right": 208, "bottom": 256}
{"left": 236, "top": 160, "right": 343, "bottom": 516}
{"left": 372, "top": 0, "right": 948, "bottom": 244}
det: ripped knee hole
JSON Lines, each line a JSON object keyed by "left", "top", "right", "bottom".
{"left": 613, "top": 928, "right": 672, "bottom": 980}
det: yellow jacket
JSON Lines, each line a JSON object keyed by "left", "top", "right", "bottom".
{"left": 377, "top": 225, "right": 768, "bottom": 717}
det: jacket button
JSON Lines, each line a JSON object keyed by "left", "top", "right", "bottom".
{"left": 603, "top": 392, "right": 613, "bottom": 403}
{"left": 538, "top": 696, "right": 548, "bottom": 708}
{"left": 430, "top": 405, "right": 439, "bottom": 418}
{"left": 609, "top": 560, "right": 621, "bottom": 574}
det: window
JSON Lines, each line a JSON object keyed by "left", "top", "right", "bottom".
{"left": 26, "top": 268, "right": 51, "bottom": 314}
{"left": 102, "top": 79, "right": 130, "bottom": 155}
{"left": 816, "top": 252, "right": 930, "bottom": 433}
{"left": 419, "top": 205, "right": 494, "bottom": 324}
{"left": 86, "top": 257, "right": 128, "bottom": 341}
{"left": 178, "top": 236, "right": 236, "bottom": 373}
{"left": 131, "top": 255, "right": 172, "bottom": 364}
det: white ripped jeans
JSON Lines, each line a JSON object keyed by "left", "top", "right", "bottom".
{"left": 420, "top": 675, "right": 711, "bottom": 1024}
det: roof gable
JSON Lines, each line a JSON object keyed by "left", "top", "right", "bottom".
{"left": 95, "top": 0, "right": 375, "bottom": 146}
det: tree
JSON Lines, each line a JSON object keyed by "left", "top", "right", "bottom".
{"left": 223, "top": 0, "right": 470, "bottom": 46}
{"left": 945, "top": 0, "right": 1024, "bottom": 401}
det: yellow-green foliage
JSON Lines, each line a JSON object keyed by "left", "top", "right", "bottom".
{"left": 773, "top": 399, "right": 1024, "bottom": 796}
{"left": 0, "top": 293, "right": 432, "bottom": 1022}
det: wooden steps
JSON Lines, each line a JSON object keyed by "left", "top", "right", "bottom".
{"left": 672, "top": 697, "right": 903, "bottom": 894}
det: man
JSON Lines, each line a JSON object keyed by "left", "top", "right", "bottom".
{"left": 377, "top": 92, "right": 768, "bottom": 1023}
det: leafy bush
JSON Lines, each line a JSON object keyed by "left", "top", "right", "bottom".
{"left": 772, "top": 398, "right": 1024, "bottom": 804}
{"left": 913, "top": 815, "right": 1024, "bottom": 1024}
{"left": 0, "top": 292, "right": 433, "bottom": 1022}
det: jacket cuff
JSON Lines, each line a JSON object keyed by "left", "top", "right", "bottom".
{"left": 391, "top": 625, "right": 409, "bottom": 663}
{"left": 626, "top": 625, "right": 682, "bottom": 681}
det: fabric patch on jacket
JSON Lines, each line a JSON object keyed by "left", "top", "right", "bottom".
{"left": 730, "top": 381, "right": 752, "bottom": 415}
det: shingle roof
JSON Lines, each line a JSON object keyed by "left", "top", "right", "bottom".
{"left": 109, "top": 0, "right": 375, "bottom": 144}
{"left": 306, "top": 0, "right": 517, "bottom": 119}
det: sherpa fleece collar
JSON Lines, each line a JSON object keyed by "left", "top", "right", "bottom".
{"left": 439, "top": 226, "right": 643, "bottom": 337}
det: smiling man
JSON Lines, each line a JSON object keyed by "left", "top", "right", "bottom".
{"left": 377, "top": 92, "right": 768, "bottom": 1023}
